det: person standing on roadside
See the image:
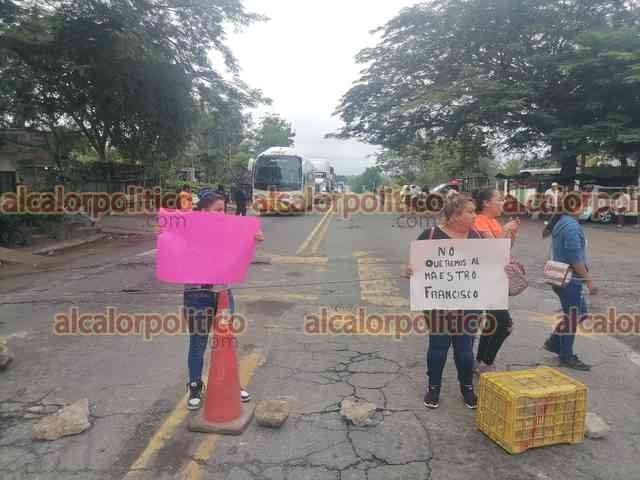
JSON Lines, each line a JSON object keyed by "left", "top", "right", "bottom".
{"left": 178, "top": 184, "right": 193, "bottom": 211}
{"left": 184, "top": 189, "right": 264, "bottom": 409}
{"left": 544, "top": 182, "right": 561, "bottom": 217}
{"left": 471, "top": 188, "right": 520, "bottom": 374}
{"left": 616, "top": 187, "right": 632, "bottom": 229}
{"left": 543, "top": 201, "right": 597, "bottom": 371}
{"left": 217, "top": 184, "right": 229, "bottom": 214}
{"left": 234, "top": 186, "right": 248, "bottom": 216}
{"left": 402, "top": 194, "right": 481, "bottom": 410}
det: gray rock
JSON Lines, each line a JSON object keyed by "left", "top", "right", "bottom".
{"left": 255, "top": 400, "right": 290, "bottom": 428}
{"left": 0, "top": 402, "right": 21, "bottom": 415}
{"left": 0, "top": 346, "right": 13, "bottom": 372}
{"left": 585, "top": 412, "right": 610, "bottom": 439}
{"left": 0, "top": 342, "right": 13, "bottom": 371}
{"left": 340, "top": 399, "right": 376, "bottom": 427}
{"left": 32, "top": 399, "right": 91, "bottom": 441}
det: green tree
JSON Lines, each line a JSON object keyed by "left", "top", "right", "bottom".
{"left": 559, "top": 28, "right": 640, "bottom": 172}
{"left": 500, "top": 156, "right": 525, "bottom": 176}
{"left": 352, "top": 166, "right": 383, "bottom": 193}
{"left": 0, "top": 0, "right": 265, "bottom": 164}
{"left": 375, "top": 136, "right": 496, "bottom": 190}
{"left": 334, "top": 0, "right": 640, "bottom": 176}
{"left": 251, "top": 114, "right": 295, "bottom": 155}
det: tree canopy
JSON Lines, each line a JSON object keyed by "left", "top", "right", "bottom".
{"left": 335, "top": 0, "right": 640, "bottom": 176}
{"left": 251, "top": 114, "right": 296, "bottom": 155}
{"left": 0, "top": 0, "right": 266, "bottom": 166}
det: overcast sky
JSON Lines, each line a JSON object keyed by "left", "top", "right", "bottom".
{"left": 225, "top": 0, "right": 419, "bottom": 176}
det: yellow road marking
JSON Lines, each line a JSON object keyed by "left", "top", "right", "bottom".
{"left": 512, "top": 308, "right": 594, "bottom": 337}
{"left": 362, "top": 295, "right": 409, "bottom": 307}
{"left": 236, "top": 293, "right": 319, "bottom": 303}
{"left": 308, "top": 211, "right": 333, "bottom": 256}
{"left": 268, "top": 254, "right": 328, "bottom": 265}
{"left": 177, "top": 352, "right": 265, "bottom": 480}
{"left": 296, "top": 208, "right": 333, "bottom": 256}
{"left": 356, "top": 253, "right": 408, "bottom": 307}
{"left": 123, "top": 377, "right": 202, "bottom": 476}
{"left": 124, "top": 351, "right": 266, "bottom": 479}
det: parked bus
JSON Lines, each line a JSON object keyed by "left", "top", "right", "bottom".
{"left": 248, "top": 147, "right": 314, "bottom": 214}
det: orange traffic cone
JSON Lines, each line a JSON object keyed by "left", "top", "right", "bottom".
{"left": 189, "top": 290, "right": 254, "bottom": 435}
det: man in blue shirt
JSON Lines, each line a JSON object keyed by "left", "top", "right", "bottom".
{"left": 544, "top": 211, "right": 598, "bottom": 371}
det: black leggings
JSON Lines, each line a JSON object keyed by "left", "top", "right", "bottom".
{"left": 476, "top": 310, "right": 513, "bottom": 366}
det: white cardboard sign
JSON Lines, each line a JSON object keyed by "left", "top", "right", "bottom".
{"left": 410, "top": 239, "right": 510, "bottom": 311}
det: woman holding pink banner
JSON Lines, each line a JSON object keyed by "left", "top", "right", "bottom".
{"left": 185, "top": 189, "right": 264, "bottom": 410}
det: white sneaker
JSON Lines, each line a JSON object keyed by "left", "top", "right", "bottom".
{"left": 187, "top": 382, "right": 204, "bottom": 410}
{"left": 240, "top": 390, "right": 252, "bottom": 403}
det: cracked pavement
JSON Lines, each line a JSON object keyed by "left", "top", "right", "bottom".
{"left": 1, "top": 213, "right": 639, "bottom": 479}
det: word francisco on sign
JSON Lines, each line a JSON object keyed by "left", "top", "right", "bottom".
{"left": 156, "top": 209, "right": 261, "bottom": 284}
{"left": 409, "top": 239, "right": 510, "bottom": 311}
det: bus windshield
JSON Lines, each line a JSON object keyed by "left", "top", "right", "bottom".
{"left": 254, "top": 156, "right": 302, "bottom": 191}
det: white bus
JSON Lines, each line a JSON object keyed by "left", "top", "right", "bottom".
{"left": 248, "top": 147, "right": 314, "bottom": 214}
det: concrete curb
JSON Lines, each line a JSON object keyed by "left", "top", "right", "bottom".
{"left": 98, "top": 228, "right": 156, "bottom": 238}
{"left": 0, "top": 247, "right": 54, "bottom": 266}
{"left": 31, "top": 234, "right": 107, "bottom": 255}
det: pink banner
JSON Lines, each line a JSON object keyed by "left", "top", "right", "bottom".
{"left": 156, "top": 209, "right": 261, "bottom": 284}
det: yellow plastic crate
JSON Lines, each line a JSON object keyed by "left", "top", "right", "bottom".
{"left": 476, "top": 367, "right": 587, "bottom": 454}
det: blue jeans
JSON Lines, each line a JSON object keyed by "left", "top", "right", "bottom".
{"left": 425, "top": 310, "right": 479, "bottom": 388}
{"left": 549, "top": 282, "right": 587, "bottom": 359}
{"left": 185, "top": 289, "right": 235, "bottom": 384}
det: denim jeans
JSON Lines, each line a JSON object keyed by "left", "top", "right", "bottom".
{"left": 549, "top": 282, "right": 587, "bottom": 359}
{"left": 425, "top": 310, "right": 478, "bottom": 388}
{"left": 185, "top": 289, "right": 236, "bottom": 384}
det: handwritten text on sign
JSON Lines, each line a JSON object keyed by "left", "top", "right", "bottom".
{"left": 410, "top": 239, "right": 510, "bottom": 311}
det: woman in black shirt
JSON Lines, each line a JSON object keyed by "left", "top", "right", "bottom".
{"left": 403, "top": 193, "right": 481, "bottom": 409}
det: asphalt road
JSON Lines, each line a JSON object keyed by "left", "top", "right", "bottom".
{"left": 1, "top": 209, "right": 639, "bottom": 480}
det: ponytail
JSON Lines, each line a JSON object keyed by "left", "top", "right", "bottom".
{"left": 471, "top": 188, "right": 497, "bottom": 213}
